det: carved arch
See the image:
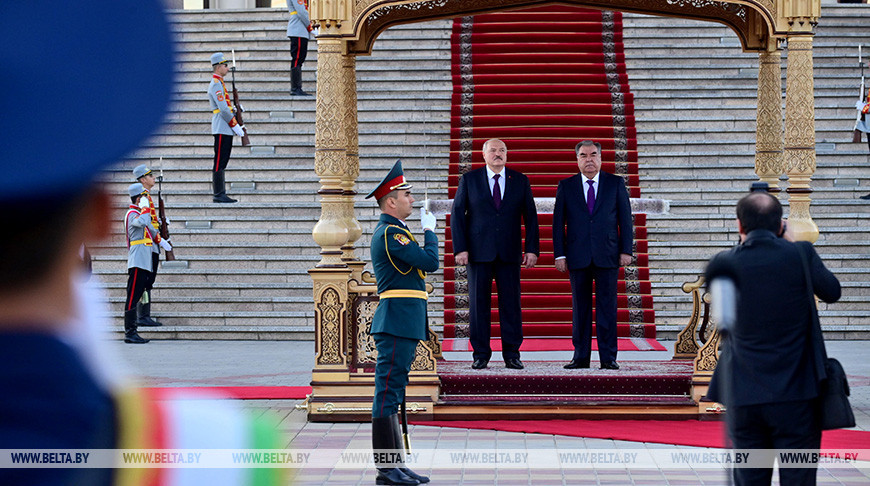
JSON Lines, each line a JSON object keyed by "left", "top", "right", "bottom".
{"left": 339, "top": 0, "right": 778, "bottom": 55}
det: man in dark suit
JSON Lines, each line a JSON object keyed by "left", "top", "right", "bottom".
{"left": 706, "top": 192, "right": 840, "bottom": 486}
{"left": 451, "top": 138, "right": 539, "bottom": 370}
{"left": 553, "top": 140, "right": 633, "bottom": 370}
{"left": 368, "top": 160, "right": 438, "bottom": 485}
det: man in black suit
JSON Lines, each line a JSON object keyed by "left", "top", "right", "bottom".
{"left": 451, "top": 138, "right": 539, "bottom": 370}
{"left": 553, "top": 140, "right": 633, "bottom": 370}
{"left": 706, "top": 192, "right": 840, "bottom": 486}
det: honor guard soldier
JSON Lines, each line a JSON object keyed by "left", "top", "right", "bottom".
{"left": 367, "top": 161, "right": 438, "bottom": 485}
{"left": 208, "top": 52, "right": 245, "bottom": 203}
{"left": 123, "top": 183, "right": 159, "bottom": 344}
{"left": 132, "top": 164, "right": 171, "bottom": 327}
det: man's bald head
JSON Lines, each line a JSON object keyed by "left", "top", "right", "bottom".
{"left": 736, "top": 191, "right": 782, "bottom": 234}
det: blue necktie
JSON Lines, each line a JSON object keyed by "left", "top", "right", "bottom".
{"left": 493, "top": 174, "right": 502, "bottom": 210}
{"left": 586, "top": 180, "right": 595, "bottom": 214}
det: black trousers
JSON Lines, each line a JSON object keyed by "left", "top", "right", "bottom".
{"left": 290, "top": 36, "right": 308, "bottom": 68}
{"left": 729, "top": 399, "right": 822, "bottom": 486}
{"left": 125, "top": 267, "right": 153, "bottom": 312}
{"left": 569, "top": 265, "right": 619, "bottom": 363}
{"left": 467, "top": 259, "right": 522, "bottom": 361}
{"left": 144, "top": 252, "right": 159, "bottom": 294}
{"left": 213, "top": 134, "right": 233, "bottom": 172}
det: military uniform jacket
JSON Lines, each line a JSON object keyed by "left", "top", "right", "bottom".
{"left": 208, "top": 74, "right": 237, "bottom": 136}
{"left": 370, "top": 214, "right": 439, "bottom": 341}
{"left": 126, "top": 204, "right": 158, "bottom": 271}
{"left": 286, "top": 0, "right": 312, "bottom": 39}
{"left": 143, "top": 190, "right": 161, "bottom": 255}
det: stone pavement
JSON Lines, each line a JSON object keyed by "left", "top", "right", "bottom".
{"left": 116, "top": 340, "right": 870, "bottom": 485}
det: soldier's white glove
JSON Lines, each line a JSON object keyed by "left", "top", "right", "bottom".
{"left": 159, "top": 240, "right": 172, "bottom": 252}
{"left": 138, "top": 196, "right": 149, "bottom": 210}
{"left": 232, "top": 125, "right": 245, "bottom": 137}
{"left": 421, "top": 205, "right": 436, "bottom": 232}
{"left": 857, "top": 100, "right": 869, "bottom": 111}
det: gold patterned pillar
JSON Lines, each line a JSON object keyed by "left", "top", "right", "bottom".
{"left": 341, "top": 54, "right": 364, "bottom": 270}
{"left": 783, "top": 35, "right": 819, "bottom": 242}
{"left": 755, "top": 48, "right": 784, "bottom": 191}
{"left": 312, "top": 36, "right": 350, "bottom": 267}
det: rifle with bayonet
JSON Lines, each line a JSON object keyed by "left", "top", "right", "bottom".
{"left": 156, "top": 170, "right": 176, "bottom": 261}
{"left": 230, "top": 65, "right": 250, "bottom": 147}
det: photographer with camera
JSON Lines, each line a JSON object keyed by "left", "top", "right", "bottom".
{"left": 706, "top": 189, "right": 841, "bottom": 485}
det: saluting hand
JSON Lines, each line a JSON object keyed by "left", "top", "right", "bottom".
{"left": 420, "top": 206, "right": 436, "bottom": 232}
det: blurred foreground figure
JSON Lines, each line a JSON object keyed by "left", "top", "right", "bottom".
{"left": 0, "top": 2, "right": 286, "bottom": 484}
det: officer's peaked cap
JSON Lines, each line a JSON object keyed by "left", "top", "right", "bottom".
{"left": 211, "top": 52, "right": 229, "bottom": 65}
{"left": 133, "top": 165, "right": 153, "bottom": 180}
{"left": 128, "top": 183, "right": 146, "bottom": 198}
{"left": 366, "top": 160, "right": 412, "bottom": 200}
{"left": 2, "top": 1, "right": 175, "bottom": 203}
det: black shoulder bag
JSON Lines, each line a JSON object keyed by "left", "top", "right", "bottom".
{"left": 797, "top": 242, "right": 855, "bottom": 430}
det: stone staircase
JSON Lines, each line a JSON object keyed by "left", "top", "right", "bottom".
{"left": 93, "top": 4, "right": 870, "bottom": 339}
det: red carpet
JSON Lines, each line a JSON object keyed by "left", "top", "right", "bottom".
{"left": 410, "top": 419, "right": 870, "bottom": 451}
{"left": 441, "top": 337, "right": 666, "bottom": 352}
{"left": 144, "top": 386, "right": 312, "bottom": 400}
{"left": 446, "top": 6, "right": 655, "bottom": 343}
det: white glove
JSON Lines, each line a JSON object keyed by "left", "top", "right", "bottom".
{"left": 138, "top": 196, "right": 149, "bottom": 210}
{"left": 159, "top": 240, "right": 172, "bottom": 252}
{"left": 232, "top": 124, "right": 245, "bottom": 137}
{"left": 421, "top": 207, "right": 436, "bottom": 232}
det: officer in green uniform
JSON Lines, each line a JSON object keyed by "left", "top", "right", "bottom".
{"left": 367, "top": 160, "right": 438, "bottom": 485}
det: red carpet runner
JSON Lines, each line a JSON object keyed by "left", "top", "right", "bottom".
{"left": 445, "top": 6, "right": 655, "bottom": 346}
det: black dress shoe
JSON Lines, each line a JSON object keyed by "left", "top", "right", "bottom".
{"left": 505, "top": 358, "right": 524, "bottom": 370}
{"left": 860, "top": 193, "right": 870, "bottom": 200}
{"left": 564, "top": 359, "right": 590, "bottom": 369}
{"left": 600, "top": 361, "right": 620, "bottom": 370}
{"left": 471, "top": 359, "right": 488, "bottom": 370}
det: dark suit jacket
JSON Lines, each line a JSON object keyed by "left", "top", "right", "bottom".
{"left": 552, "top": 171, "right": 633, "bottom": 269}
{"left": 706, "top": 230, "right": 841, "bottom": 407}
{"left": 451, "top": 167, "right": 539, "bottom": 263}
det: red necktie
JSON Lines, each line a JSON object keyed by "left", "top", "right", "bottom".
{"left": 586, "top": 180, "right": 595, "bottom": 214}
{"left": 493, "top": 174, "right": 502, "bottom": 210}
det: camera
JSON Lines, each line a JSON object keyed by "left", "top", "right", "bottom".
{"left": 749, "top": 181, "right": 769, "bottom": 193}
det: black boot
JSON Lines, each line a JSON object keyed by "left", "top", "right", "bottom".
{"left": 136, "top": 301, "right": 163, "bottom": 327}
{"left": 124, "top": 310, "right": 149, "bottom": 344}
{"left": 372, "top": 416, "right": 419, "bottom": 485}
{"left": 212, "top": 171, "right": 236, "bottom": 203}
{"left": 290, "top": 67, "right": 312, "bottom": 97}
{"left": 390, "top": 413, "right": 430, "bottom": 483}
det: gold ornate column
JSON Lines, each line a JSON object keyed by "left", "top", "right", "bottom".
{"left": 308, "top": 0, "right": 356, "bottom": 411}
{"left": 341, "top": 54, "right": 364, "bottom": 275}
{"left": 783, "top": 35, "right": 819, "bottom": 242}
{"left": 755, "top": 47, "right": 784, "bottom": 191}
{"left": 777, "top": 0, "right": 821, "bottom": 242}
{"left": 312, "top": 36, "right": 350, "bottom": 267}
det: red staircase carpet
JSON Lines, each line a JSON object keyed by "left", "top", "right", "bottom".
{"left": 445, "top": 6, "right": 655, "bottom": 349}
{"left": 441, "top": 336, "right": 666, "bottom": 352}
{"left": 410, "top": 418, "right": 870, "bottom": 451}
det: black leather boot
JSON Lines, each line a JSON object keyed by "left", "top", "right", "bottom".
{"left": 372, "top": 416, "right": 418, "bottom": 485}
{"left": 390, "top": 413, "right": 430, "bottom": 483}
{"left": 124, "top": 310, "right": 149, "bottom": 344}
{"left": 212, "top": 171, "right": 236, "bottom": 203}
{"left": 290, "top": 67, "right": 312, "bottom": 97}
{"left": 136, "top": 301, "right": 163, "bottom": 327}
